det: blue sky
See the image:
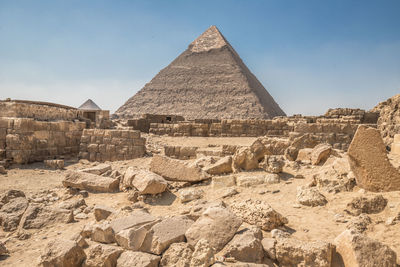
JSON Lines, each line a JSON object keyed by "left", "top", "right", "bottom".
{"left": 0, "top": 0, "right": 399, "bottom": 115}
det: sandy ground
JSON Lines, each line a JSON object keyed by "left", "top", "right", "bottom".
{"left": 1, "top": 136, "right": 400, "bottom": 266}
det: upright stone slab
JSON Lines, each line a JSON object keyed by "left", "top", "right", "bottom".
{"left": 348, "top": 125, "right": 400, "bottom": 192}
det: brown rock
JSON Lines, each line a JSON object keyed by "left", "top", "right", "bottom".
{"left": 222, "top": 226, "right": 264, "bottom": 263}
{"left": 63, "top": 171, "right": 119, "bottom": 193}
{"left": 19, "top": 204, "right": 74, "bottom": 229}
{"left": 150, "top": 155, "right": 210, "bottom": 182}
{"left": 39, "top": 239, "right": 86, "bottom": 267}
{"left": 310, "top": 144, "right": 332, "bottom": 165}
{"left": 142, "top": 216, "right": 194, "bottom": 255}
{"left": 160, "top": 242, "right": 193, "bottom": 267}
{"left": 348, "top": 125, "right": 400, "bottom": 191}
{"left": 114, "top": 220, "right": 158, "bottom": 251}
{"left": 296, "top": 148, "right": 312, "bottom": 163}
{"left": 94, "top": 205, "right": 115, "bottom": 221}
{"left": 116, "top": 251, "right": 160, "bottom": 267}
{"left": 110, "top": 210, "right": 157, "bottom": 234}
{"left": 261, "top": 238, "right": 277, "bottom": 260}
{"left": 204, "top": 156, "right": 233, "bottom": 175}
{"left": 230, "top": 199, "right": 288, "bottom": 231}
{"left": 260, "top": 155, "right": 284, "bottom": 174}
{"left": 91, "top": 222, "right": 115, "bottom": 244}
{"left": 0, "top": 241, "right": 8, "bottom": 256}
{"left": 84, "top": 244, "right": 123, "bottom": 267}
{"left": 185, "top": 206, "right": 242, "bottom": 252}
{"left": 131, "top": 170, "right": 168, "bottom": 195}
{"left": 296, "top": 186, "right": 327, "bottom": 207}
{"left": 345, "top": 195, "right": 387, "bottom": 216}
{"left": 0, "top": 196, "right": 29, "bottom": 231}
{"left": 190, "top": 239, "right": 216, "bottom": 267}
{"left": 334, "top": 230, "right": 397, "bottom": 267}
{"left": 232, "top": 140, "right": 270, "bottom": 172}
{"left": 44, "top": 159, "right": 65, "bottom": 169}
{"left": 211, "top": 175, "right": 236, "bottom": 189}
{"left": 80, "top": 163, "right": 112, "bottom": 175}
{"left": 179, "top": 187, "right": 204, "bottom": 203}
{"left": 275, "top": 238, "right": 334, "bottom": 267}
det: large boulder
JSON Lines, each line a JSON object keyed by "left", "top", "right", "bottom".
{"left": 142, "top": 216, "right": 194, "bottom": 255}
{"left": 347, "top": 125, "right": 400, "bottom": 192}
{"left": 232, "top": 140, "right": 270, "bottom": 172}
{"left": 222, "top": 226, "right": 264, "bottom": 263}
{"left": 63, "top": 171, "right": 119, "bottom": 193}
{"left": 334, "top": 230, "right": 397, "bottom": 267}
{"left": 160, "top": 242, "right": 193, "bottom": 267}
{"left": 285, "top": 134, "right": 320, "bottom": 161}
{"left": 230, "top": 199, "right": 288, "bottom": 231}
{"left": 116, "top": 251, "right": 160, "bottom": 267}
{"left": 39, "top": 239, "right": 86, "bottom": 267}
{"left": 122, "top": 168, "right": 168, "bottom": 195}
{"left": 274, "top": 238, "right": 334, "bottom": 267}
{"left": 260, "top": 155, "right": 284, "bottom": 173}
{"left": 310, "top": 144, "right": 332, "bottom": 165}
{"left": 345, "top": 195, "right": 387, "bottom": 216}
{"left": 296, "top": 187, "right": 327, "bottom": 207}
{"left": 204, "top": 156, "right": 233, "bottom": 175}
{"left": 84, "top": 244, "right": 123, "bottom": 267}
{"left": 185, "top": 206, "right": 242, "bottom": 252}
{"left": 0, "top": 195, "right": 29, "bottom": 231}
{"left": 150, "top": 155, "right": 210, "bottom": 182}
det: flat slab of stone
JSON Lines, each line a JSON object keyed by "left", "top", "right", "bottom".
{"left": 117, "top": 251, "right": 160, "bottom": 267}
{"left": 348, "top": 125, "right": 400, "bottom": 192}
{"left": 80, "top": 163, "right": 112, "bottom": 175}
{"left": 110, "top": 210, "right": 158, "bottom": 234}
{"left": 150, "top": 155, "right": 210, "bottom": 182}
{"left": 63, "top": 171, "right": 119, "bottom": 193}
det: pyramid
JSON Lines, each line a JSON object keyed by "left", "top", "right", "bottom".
{"left": 78, "top": 99, "right": 101, "bottom": 110}
{"left": 115, "top": 26, "right": 286, "bottom": 120}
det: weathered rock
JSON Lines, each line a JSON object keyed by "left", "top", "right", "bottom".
{"left": 80, "top": 163, "right": 112, "bottom": 175}
{"left": 0, "top": 196, "right": 28, "bottom": 231}
{"left": 334, "top": 230, "right": 397, "bottom": 267}
{"left": 222, "top": 226, "right": 264, "bottom": 263}
{"left": 57, "top": 198, "right": 86, "bottom": 210}
{"left": 63, "top": 171, "right": 119, "bottom": 193}
{"left": 39, "top": 239, "right": 86, "bottom": 267}
{"left": 261, "top": 238, "right": 276, "bottom": 260}
{"left": 296, "top": 187, "right": 327, "bottom": 207}
{"left": 270, "top": 229, "right": 291, "bottom": 239}
{"left": 116, "top": 251, "right": 160, "bottom": 267}
{"left": 260, "top": 155, "right": 284, "bottom": 173}
{"left": 204, "top": 156, "right": 233, "bottom": 175}
{"left": 94, "top": 205, "right": 115, "bottom": 221}
{"left": 131, "top": 170, "right": 168, "bottom": 195}
{"left": 185, "top": 206, "right": 242, "bottom": 252}
{"left": 285, "top": 134, "right": 319, "bottom": 161}
{"left": 312, "top": 156, "right": 356, "bottom": 193}
{"left": 0, "top": 166, "right": 7, "bottom": 175}
{"left": 346, "top": 214, "right": 372, "bottom": 233}
{"left": 236, "top": 173, "right": 266, "bottom": 187}
{"left": 114, "top": 220, "right": 158, "bottom": 250}
{"left": 310, "top": 144, "right": 332, "bottom": 165}
{"left": 211, "top": 175, "right": 236, "bottom": 189}
{"left": 232, "top": 140, "right": 270, "bottom": 172}
{"left": 0, "top": 190, "right": 25, "bottom": 204}
{"left": 160, "top": 242, "right": 193, "bottom": 267}
{"left": 84, "top": 244, "right": 123, "bottom": 267}
{"left": 19, "top": 204, "right": 74, "bottom": 229}
{"left": 44, "top": 159, "right": 65, "bottom": 169}
{"left": 230, "top": 199, "right": 288, "bottom": 231}
{"left": 150, "top": 155, "right": 210, "bottom": 182}
{"left": 275, "top": 238, "right": 334, "bottom": 267}
{"left": 190, "top": 239, "right": 216, "bottom": 267}
{"left": 0, "top": 241, "right": 8, "bottom": 256}
{"left": 265, "top": 173, "right": 280, "bottom": 184}
{"left": 142, "top": 216, "right": 194, "bottom": 255}
{"left": 91, "top": 222, "right": 115, "bottom": 244}
{"left": 348, "top": 125, "right": 400, "bottom": 192}
{"left": 296, "top": 148, "right": 312, "bottom": 163}
{"left": 110, "top": 210, "right": 157, "bottom": 234}
{"left": 179, "top": 188, "right": 204, "bottom": 203}
{"left": 345, "top": 195, "right": 387, "bottom": 216}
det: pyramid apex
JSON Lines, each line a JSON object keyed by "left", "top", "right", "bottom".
{"left": 189, "top": 25, "right": 229, "bottom": 53}
{"left": 79, "top": 99, "right": 101, "bottom": 110}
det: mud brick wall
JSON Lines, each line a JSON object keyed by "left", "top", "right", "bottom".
{"left": 0, "top": 117, "right": 85, "bottom": 164}
{"left": 79, "top": 129, "right": 146, "bottom": 162}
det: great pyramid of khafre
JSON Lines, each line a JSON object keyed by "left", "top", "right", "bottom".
{"left": 115, "top": 25, "right": 286, "bottom": 120}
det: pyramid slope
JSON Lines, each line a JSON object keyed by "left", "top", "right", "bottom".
{"left": 116, "top": 26, "right": 285, "bottom": 120}
{"left": 79, "top": 99, "right": 101, "bottom": 110}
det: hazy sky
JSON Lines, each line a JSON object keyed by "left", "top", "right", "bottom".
{"left": 1, "top": 0, "right": 399, "bottom": 115}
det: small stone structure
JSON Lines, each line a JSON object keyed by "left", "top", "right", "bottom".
{"left": 78, "top": 99, "right": 111, "bottom": 129}
{"left": 127, "top": 114, "right": 185, "bottom": 133}
{"left": 78, "top": 129, "right": 146, "bottom": 162}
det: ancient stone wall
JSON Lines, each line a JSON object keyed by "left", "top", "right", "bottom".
{"left": 0, "top": 117, "right": 85, "bottom": 164}
{"left": 0, "top": 100, "right": 82, "bottom": 121}
{"left": 78, "top": 129, "right": 146, "bottom": 162}
{"left": 127, "top": 114, "right": 185, "bottom": 133}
